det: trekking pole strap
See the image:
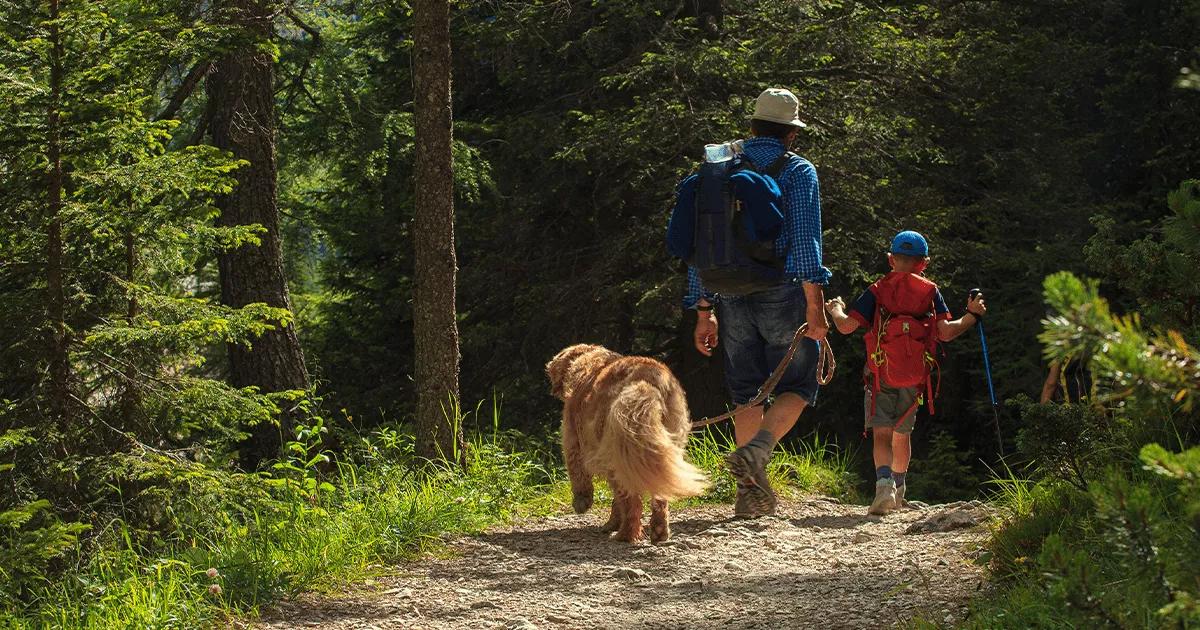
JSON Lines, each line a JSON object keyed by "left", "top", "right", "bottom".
{"left": 691, "top": 323, "right": 835, "bottom": 430}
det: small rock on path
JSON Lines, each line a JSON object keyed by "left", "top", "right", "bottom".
{"left": 253, "top": 499, "right": 988, "bottom": 629}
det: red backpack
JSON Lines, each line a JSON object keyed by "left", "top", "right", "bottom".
{"left": 864, "top": 271, "right": 941, "bottom": 420}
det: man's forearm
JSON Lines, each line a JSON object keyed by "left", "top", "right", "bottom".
{"left": 802, "top": 281, "right": 824, "bottom": 311}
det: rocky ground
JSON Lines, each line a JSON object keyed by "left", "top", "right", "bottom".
{"left": 254, "top": 498, "right": 991, "bottom": 630}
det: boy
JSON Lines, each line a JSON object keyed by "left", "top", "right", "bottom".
{"left": 824, "top": 231, "right": 986, "bottom": 515}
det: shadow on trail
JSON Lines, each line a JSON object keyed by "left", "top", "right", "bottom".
{"left": 476, "top": 513, "right": 732, "bottom": 563}
{"left": 613, "top": 567, "right": 939, "bottom": 630}
{"left": 788, "top": 511, "right": 877, "bottom": 530}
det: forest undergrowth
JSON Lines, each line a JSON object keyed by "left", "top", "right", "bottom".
{"left": 0, "top": 412, "right": 854, "bottom": 629}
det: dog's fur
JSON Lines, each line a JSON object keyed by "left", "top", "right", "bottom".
{"left": 546, "top": 344, "right": 709, "bottom": 543}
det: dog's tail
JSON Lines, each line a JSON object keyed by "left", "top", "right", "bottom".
{"left": 601, "top": 380, "right": 709, "bottom": 501}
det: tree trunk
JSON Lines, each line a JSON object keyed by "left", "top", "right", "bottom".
{"left": 412, "top": 0, "right": 463, "bottom": 462}
{"left": 46, "top": 0, "right": 71, "bottom": 431}
{"left": 207, "top": 0, "right": 310, "bottom": 469}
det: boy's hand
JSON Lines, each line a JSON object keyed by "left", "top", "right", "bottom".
{"left": 825, "top": 297, "right": 846, "bottom": 315}
{"left": 967, "top": 292, "right": 987, "bottom": 317}
{"left": 694, "top": 310, "right": 718, "bottom": 356}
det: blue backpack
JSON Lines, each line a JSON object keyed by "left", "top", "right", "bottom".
{"left": 667, "top": 152, "right": 794, "bottom": 295}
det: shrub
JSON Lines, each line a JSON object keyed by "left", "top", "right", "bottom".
{"left": 1011, "top": 394, "right": 1121, "bottom": 490}
{"left": 906, "top": 430, "right": 981, "bottom": 503}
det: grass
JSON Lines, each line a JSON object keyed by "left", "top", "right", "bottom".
{"left": 2, "top": 432, "right": 566, "bottom": 630}
{"left": 1, "top": 424, "right": 857, "bottom": 630}
{"left": 929, "top": 454, "right": 1200, "bottom": 629}
{"left": 685, "top": 427, "right": 859, "bottom": 505}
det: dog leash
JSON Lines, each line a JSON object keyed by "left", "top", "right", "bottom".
{"left": 690, "top": 323, "right": 836, "bottom": 430}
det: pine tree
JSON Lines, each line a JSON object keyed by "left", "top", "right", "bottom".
{"left": 205, "top": 0, "right": 312, "bottom": 469}
{"left": 0, "top": 0, "right": 289, "bottom": 467}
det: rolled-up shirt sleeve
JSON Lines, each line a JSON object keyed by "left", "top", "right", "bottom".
{"left": 781, "top": 161, "right": 832, "bottom": 286}
{"left": 683, "top": 266, "right": 714, "bottom": 309}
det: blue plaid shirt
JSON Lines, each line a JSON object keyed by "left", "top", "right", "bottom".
{"left": 684, "top": 137, "right": 831, "bottom": 308}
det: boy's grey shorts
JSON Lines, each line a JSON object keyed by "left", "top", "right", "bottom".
{"left": 864, "top": 373, "right": 920, "bottom": 434}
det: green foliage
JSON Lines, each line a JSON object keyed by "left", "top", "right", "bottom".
{"left": 1142, "top": 443, "right": 1200, "bottom": 529}
{"left": 1087, "top": 180, "right": 1200, "bottom": 338}
{"left": 2, "top": 425, "right": 562, "bottom": 628}
{"left": 971, "top": 462, "right": 1200, "bottom": 628}
{"left": 0, "top": 430, "right": 89, "bottom": 607}
{"left": 1042, "top": 271, "right": 1200, "bottom": 427}
{"left": 0, "top": 0, "right": 289, "bottom": 460}
{"left": 905, "top": 431, "right": 980, "bottom": 503}
{"left": 1012, "top": 395, "right": 1121, "bottom": 490}
{"left": 984, "top": 478, "right": 1090, "bottom": 583}
{"left": 969, "top": 266, "right": 1200, "bottom": 627}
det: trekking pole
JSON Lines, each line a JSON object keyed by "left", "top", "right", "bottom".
{"left": 969, "top": 288, "right": 1004, "bottom": 456}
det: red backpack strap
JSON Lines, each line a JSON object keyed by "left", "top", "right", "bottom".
{"left": 867, "top": 283, "right": 886, "bottom": 416}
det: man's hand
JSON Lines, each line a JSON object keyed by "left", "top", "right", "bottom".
{"left": 967, "top": 292, "right": 987, "bottom": 318}
{"left": 804, "top": 304, "right": 829, "bottom": 341}
{"left": 694, "top": 310, "right": 718, "bottom": 356}
{"left": 824, "top": 296, "right": 846, "bottom": 316}
{"left": 802, "top": 282, "right": 828, "bottom": 340}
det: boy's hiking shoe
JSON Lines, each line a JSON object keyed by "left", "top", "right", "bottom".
{"left": 727, "top": 446, "right": 777, "bottom": 517}
{"left": 869, "top": 478, "right": 897, "bottom": 515}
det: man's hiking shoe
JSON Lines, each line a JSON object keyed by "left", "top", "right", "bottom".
{"left": 895, "top": 483, "right": 908, "bottom": 509}
{"left": 727, "top": 446, "right": 777, "bottom": 517}
{"left": 733, "top": 482, "right": 773, "bottom": 518}
{"left": 869, "top": 478, "right": 897, "bottom": 515}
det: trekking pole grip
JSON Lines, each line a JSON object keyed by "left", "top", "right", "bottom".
{"left": 968, "top": 288, "right": 984, "bottom": 325}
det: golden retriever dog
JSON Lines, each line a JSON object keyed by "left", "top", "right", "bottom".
{"left": 546, "top": 344, "right": 709, "bottom": 543}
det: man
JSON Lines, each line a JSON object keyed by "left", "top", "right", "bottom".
{"left": 685, "top": 87, "right": 830, "bottom": 518}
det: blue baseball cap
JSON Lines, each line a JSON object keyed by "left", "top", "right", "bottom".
{"left": 890, "top": 230, "right": 929, "bottom": 257}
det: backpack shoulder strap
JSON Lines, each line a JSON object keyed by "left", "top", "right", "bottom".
{"left": 764, "top": 151, "right": 798, "bottom": 179}
{"left": 916, "top": 277, "right": 939, "bottom": 316}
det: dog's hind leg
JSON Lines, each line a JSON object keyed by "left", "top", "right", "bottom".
{"left": 563, "top": 414, "right": 594, "bottom": 514}
{"left": 601, "top": 474, "right": 623, "bottom": 532}
{"left": 649, "top": 498, "right": 670, "bottom": 543}
{"left": 611, "top": 484, "right": 644, "bottom": 543}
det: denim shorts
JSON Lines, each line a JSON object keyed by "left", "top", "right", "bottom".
{"left": 718, "top": 284, "right": 821, "bottom": 406}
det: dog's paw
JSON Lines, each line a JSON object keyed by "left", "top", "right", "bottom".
{"left": 612, "top": 527, "right": 645, "bottom": 543}
{"left": 572, "top": 492, "right": 594, "bottom": 514}
{"left": 649, "top": 522, "right": 670, "bottom": 544}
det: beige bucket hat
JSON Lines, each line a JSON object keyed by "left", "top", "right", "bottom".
{"left": 752, "top": 88, "right": 807, "bottom": 128}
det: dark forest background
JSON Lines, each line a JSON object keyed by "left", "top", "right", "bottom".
{"left": 278, "top": 0, "right": 1199, "bottom": 479}
{"left": 3, "top": 0, "right": 1200, "bottom": 626}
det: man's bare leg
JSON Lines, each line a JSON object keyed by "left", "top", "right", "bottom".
{"left": 734, "top": 393, "right": 808, "bottom": 446}
{"left": 762, "top": 393, "right": 808, "bottom": 441}
{"left": 728, "top": 393, "right": 809, "bottom": 516}
{"left": 733, "top": 406, "right": 764, "bottom": 446}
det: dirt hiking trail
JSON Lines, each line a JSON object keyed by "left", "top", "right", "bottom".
{"left": 256, "top": 497, "right": 990, "bottom": 629}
